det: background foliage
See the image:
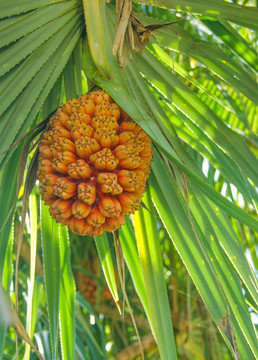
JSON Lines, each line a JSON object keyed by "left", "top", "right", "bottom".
{"left": 0, "top": 0, "right": 257, "bottom": 359}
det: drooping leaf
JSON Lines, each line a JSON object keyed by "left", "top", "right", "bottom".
{"left": 94, "top": 233, "right": 119, "bottom": 307}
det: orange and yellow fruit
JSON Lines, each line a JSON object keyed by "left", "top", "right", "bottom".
{"left": 38, "top": 90, "right": 152, "bottom": 236}
{"left": 76, "top": 258, "right": 112, "bottom": 304}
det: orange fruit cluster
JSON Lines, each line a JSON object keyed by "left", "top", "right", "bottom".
{"left": 38, "top": 90, "right": 152, "bottom": 236}
{"left": 76, "top": 258, "right": 112, "bottom": 304}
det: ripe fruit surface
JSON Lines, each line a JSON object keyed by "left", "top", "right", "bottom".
{"left": 38, "top": 90, "right": 152, "bottom": 236}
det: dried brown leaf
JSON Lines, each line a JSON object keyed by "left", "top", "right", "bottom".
{"left": 112, "top": 0, "right": 132, "bottom": 57}
{"left": 112, "top": 2, "right": 186, "bottom": 66}
{"left": 217, "top": 307, "right": 240, "bottom": 360}
{"left": 115, "top": 333, "right": 156, "bottom": 360}
{"left": 10, "top": 302, "right": 43, "bottom": 360}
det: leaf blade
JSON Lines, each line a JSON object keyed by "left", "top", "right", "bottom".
{"left": 133, "top": 188, "right": 177, "bottom": 360}
{"left": 41, "top": 200, "right": 60, "bottom": 360}
{"left": 94, "top": 233, "right": 119, "bottom": 304}
{"left": 59, "top": 226, "right": 76, "bottom": 360}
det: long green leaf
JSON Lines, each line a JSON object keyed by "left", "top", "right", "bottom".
{"left": 154, "top": 26, "right": 258, "bottom": 105}
{"left": 0, "top": 144, "right": 22, "bottom": 279}
{"left": 0, "top": 229, "right": 13, "bottom": 359}
{"left": 94, "top": 233, "right": 119, "bottom": 304}
{"left": 166, "top": 101, "right": 255, "bottom": 205}
{"left": 189, "top": 185, "right": 258, "bottom": 307}
{"left": 200, "top": 18, "right": 258, "bottom": 71}
{"left": 76, "top": 292, "right": 107, "bottom": 358}
{"left": 0, "top": 25, "right": 82, "bottom": 167}
{"left": 0, "top": 15, "right": 81, "bottom": 116}
{"left": 150, "top": 154, "right": 227, "bottom": 320}
{"left": 75, "top": 297, "right": 106, "bottom": 360}
{"left": 119, "top": 218, "right": 150, "bottom": 320}
{"left": 0, "top": 1, "right": 78, "bottom": 48}
{"left": 83, "top": 1, "right": 128, "bottom": 88}
{"left": 41, "top": 200, "right": 60, "bottom": 360}
{"left": 59, "top": 226, "right": 75, "bottom": 360}
{"left": 0, "top": 0, "right": 66, "bottom": 18}
{"left": 139, "top": 50, "right": 258, "bottom": 184}
{"left": 150, "top": 42, "right": 240, "bottom": 120}
{"left": 63, "top": 49, "right": 83, "bottom": 101}
{"left": 0, "top": 8, "right": 80, "bottom": 76}
{"left": 187, "top": 184, "right": 258, "bottom": 357}
{"left": 24, "top": 191, "right": 38, "bottom": 360}
{"left": 149, "top": 159, "right": 242, "bottom": 355}
{"left": 125, "top": 49, "right": 256, "bottom": 208}
{"left": 133, "top": 188, "right": 177, "bottom": 360}
{"left": 83, "top": 0, "right": 109, "bottom": 78}
{"left": 150, "top": 153, "right": 258, "bottom": 357}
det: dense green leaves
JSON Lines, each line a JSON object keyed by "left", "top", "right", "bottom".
{"left": 150, "top": 156, "right": 257, "bottom": 358}
{"left": 199, "top": 19, "right": 258, "bottom": 72}
{"left": 0, "top": 0, "right": 84, "bottom": 167}
{"left": 155, "top": 27, "right": 258, "bottom": 105}
{"left": 140, "top": 0, "right": 258, "bottom": 30}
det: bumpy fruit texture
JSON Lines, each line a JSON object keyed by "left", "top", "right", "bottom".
{"left": 76, "top": 258, "right": 112, "bottom": 304}
{"left": 38, "top": 90, "right": 152, "bottom": 236}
